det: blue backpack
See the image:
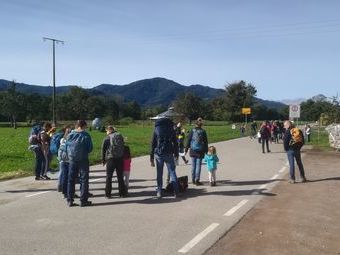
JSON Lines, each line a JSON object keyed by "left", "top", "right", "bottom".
{"left": 50, "top": 131, "right": 64, "bottom": 155}
{"left": 155, "top": 125, "right": 173, "bottom": 156}
{"left": 190, "top": 128, "right": 204, "bottom": 151}
{"left": 66, "top": 132, "right": 90, "bottom": 162}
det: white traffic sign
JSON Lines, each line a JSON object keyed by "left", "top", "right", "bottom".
{"left": 289, "top": 104, "right": 301, "bottom": 119}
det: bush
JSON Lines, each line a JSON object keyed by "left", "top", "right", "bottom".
{"left": 118, "top": 117, "right": 134, "bottom": 125}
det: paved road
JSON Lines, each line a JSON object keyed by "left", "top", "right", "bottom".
{"left": 0, "top": 137, "right": 288, "bottom": 255}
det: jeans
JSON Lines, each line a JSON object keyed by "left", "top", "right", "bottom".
{"left": 106, "top": 158, "right": 126, "bottom": 196}
{"left": 67, "top": 160, "right": 90, "bottom": 202}
{"left": 155, "top": 154, "right": 179, "bottom": 193}
{"left": 33, "top": 147, "right": 45, "bottom": 177}
{"left": 287, "top": 149, "right": 306, "bottom": 180}
{"left": 60, "top": 162, "right": 69, "bottom": 195}
{"left": 191, "top": 157, "right": 202, "bottom": 182}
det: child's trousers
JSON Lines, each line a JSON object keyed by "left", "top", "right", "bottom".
{"left": 208, "top": 170, "right": 216, "bottom": 183}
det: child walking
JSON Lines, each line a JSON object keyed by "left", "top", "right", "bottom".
{"left": 123, "top": 145, "right": 132, "bottom": 192}
{"left": 204, "top": 146, "right": 219, "bottom": 186}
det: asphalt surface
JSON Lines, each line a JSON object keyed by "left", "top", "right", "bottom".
{"left": 0, "top": 137, "right": 288, "bottom": 255}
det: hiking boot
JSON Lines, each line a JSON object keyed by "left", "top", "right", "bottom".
{"left": 267, "top": 150, "right": 271, "bottom": 153}
{"left": 105, "top": 195, "right": 112, "bottom": 199}
{"left": 80, "top": 201, "right": 92, "bottom": 207}
{"left": 195, "top": 181, "right": 203, "bottom": 186}
{"left": 35, "top": 176, "right": 42, "bottom": 181}
{"left": 192, "top": 180, "right": 196, "bottom": 185}
{"left": 213, "top": 182, "right": 216, "bottom": 186}
{"left": 185, "top": 160, "right": 189, "bottom": 164}
{"left": 156, "top": 191, "right": 162, "bottom": 198}
{"left": 210, "top": 182, "right": 213, "bottom": 187}
{"left": 88, "top": 192, "right": 93, "bottom": 197}
{"left": 74, "top": 193, "right": 80, "bottom": 198}
{"left": 57, "top": 185, "right": 62, "bottom": 192}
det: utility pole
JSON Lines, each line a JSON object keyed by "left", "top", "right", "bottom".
{"left": 43, "top": 37, "right": 64, "bottom": 126}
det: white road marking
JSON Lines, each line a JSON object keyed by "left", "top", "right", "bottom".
{"left": 270, "top": 174, "right": 279, "bottom": 180}
{"left": 224, "top": 199, "right": 249, "bottom": 216}
{"left": 178, "top": 223, "right": 219, "bottom": 253}
{"left": 259, "top": 184, "right": 267, "bottom": 189}
{"left": 89, "top": 178, "right": 103, "bottom": 183}
{"left": 279, "top": 166, "right": 287, "bottom": 173}
{"left": 25, "top": 191, "right": 51, "bottom": 198}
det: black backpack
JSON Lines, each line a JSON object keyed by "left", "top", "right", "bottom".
{"left": 165, "top": 176, "right": 188, "bottom": 193}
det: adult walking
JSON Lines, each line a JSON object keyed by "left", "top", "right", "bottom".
{"left": 66, "top": 120, "right": 93, "bottom": 207}
{"left": 185, "top": 117, "right": 208, "bottom": 186}
{"left": 283, "top": 120, "right": 307, "bottom": 184}
{"left": 150, "top": 116, "right": 179, "bottom": 198}
{"left": 102, "top": 125, "right": 127, "bottom": 198}
{"left": 259, "top": 121, "right": 271, "bottom": 153}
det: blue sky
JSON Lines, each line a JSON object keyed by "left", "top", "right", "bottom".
{"left": 1, "top": 0, "right": 340, "bottom": 101}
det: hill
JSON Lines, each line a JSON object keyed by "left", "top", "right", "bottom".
{"left": 0, "top": 78, "right": 286, "bottom": 109}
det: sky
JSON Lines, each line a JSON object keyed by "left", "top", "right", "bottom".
{"left": 1, "top": 0, "right": 340, "bottom": 101}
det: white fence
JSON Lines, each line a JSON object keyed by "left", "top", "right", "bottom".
{"left": 325, "top": 124, "right": 340, "bottom": 151}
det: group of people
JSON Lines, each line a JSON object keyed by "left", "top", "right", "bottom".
{"left": 29, "top": 120, "right": 132, "bottom": 207}
{"left": 150, "top": 116, "right": 219, "bottom": 198}
{"left": 29, "top": 116, "right": 308, "bottom": 207}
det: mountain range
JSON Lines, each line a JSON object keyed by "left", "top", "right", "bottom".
{"left": 0, "top": 77, "right": 287, "bottom": 109}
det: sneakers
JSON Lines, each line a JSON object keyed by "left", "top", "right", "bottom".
{"left": 35, "top": 176, "right": 42, "bottom": 181}
{"left": 80, "top": 201, "right": 92, "bottom": 207}
{"left": 195, "top": 181, "right": 203, "bottom": 186}
{"left": 41, "top": 175, "right": 51, "bottom": 180}
{"left": 289, "top": 179, "right": 296, "bottom": 184}
{"left": 67, "top": 200, "right": 77, "bottom": 207}
{"left": 185, "top": 160, "right": 189, "bottom": 164}
{"left": 156, "top": 191, "right": 162, "bottom": 198}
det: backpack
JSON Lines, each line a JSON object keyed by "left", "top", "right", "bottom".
{"left": 50, "top": 131, "right": 64, "bottom": 155}
{"left": 289, "top": 128, "right": 304, "bottom": 148}
{"left": 107, "top": 132, "right": 125, "bottom": 159}
{"left": 58, "top": 139, "right": 68, "bottom": 162}
{"left": 165, "top": 176, "right": 188, "bottom": 193}
{"left": 28, "top": 125, "right": 42, "bottom": 145}
{"left": 190, "top": 128, "right": 204, "bottom": 151}
{"left": 155, "top": 125, "right": 173, "bottom": 156}
{"left": 66, "top": 132, "right": 89, "bottom": 162}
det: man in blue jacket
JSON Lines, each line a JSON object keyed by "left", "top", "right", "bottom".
{"left": 283, "top": 120, "right": 307, "bottom": 184}
{"left": 150, "top": 117, "right": 179, "bottom": 198}
{"left": 66, "top": 120, "right": 93, "bottom": 207}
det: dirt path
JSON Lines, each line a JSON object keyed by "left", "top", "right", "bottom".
{"left": 205, "top": 150, "right": 340, "bottom": 255}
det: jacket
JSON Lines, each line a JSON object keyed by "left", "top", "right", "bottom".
{"left": 203, "top": 154, "right": 219, "bottom": 172}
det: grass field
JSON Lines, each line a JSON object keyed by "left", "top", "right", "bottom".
{"left": 0, "top": 123, "right": 241, "bottom": 180}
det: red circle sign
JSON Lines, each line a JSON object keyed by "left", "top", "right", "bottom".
{"left": 291, "top": 105, "right": 299, "bottom": 112}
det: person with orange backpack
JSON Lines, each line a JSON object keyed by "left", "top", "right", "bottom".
{"left": 283, "top": 121, "right": 307, "bottom": 184}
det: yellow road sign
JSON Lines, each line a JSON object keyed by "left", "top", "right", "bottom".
{"left": 242, "top": 108, "right": 251, "bottom": 114}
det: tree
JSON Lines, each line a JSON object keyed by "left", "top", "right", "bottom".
{"left": 224, "top": 81, "right": 257, "bottom": 121}
{"left": 173, "top": 92, "right": 204, "bottom": 121}
{"left": 0, "top": 81, "right": 26, "bottom": 128}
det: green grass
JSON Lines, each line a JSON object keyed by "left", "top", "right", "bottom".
{"left": 0, "top": 124, "right": 240, "bottom": 180}
{"left": 308, "top": 127, "right": 332, "bottom": 151}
